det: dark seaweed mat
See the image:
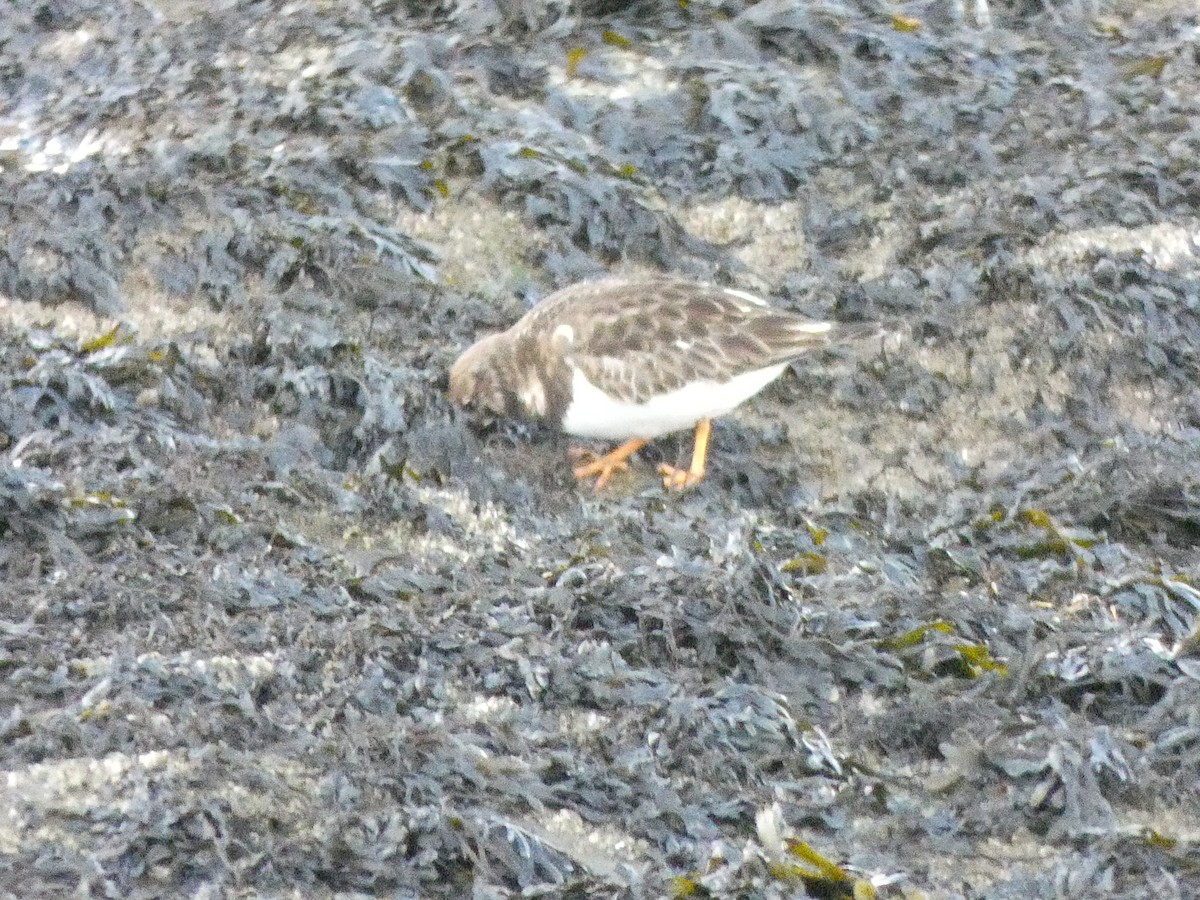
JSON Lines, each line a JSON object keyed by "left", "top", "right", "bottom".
{"left": 2, "top": 0, "right": 1200, "bottom": 897}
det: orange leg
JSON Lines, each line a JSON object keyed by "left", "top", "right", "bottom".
{"left": 570, "top": 438, "right": 648, "bottom": 491}
{"left": 659, "top": 418, "right": 711, "bottom": 490}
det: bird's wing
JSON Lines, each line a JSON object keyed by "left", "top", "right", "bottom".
{"left": 524, "top": 279, "right": 831, "bottom": 404}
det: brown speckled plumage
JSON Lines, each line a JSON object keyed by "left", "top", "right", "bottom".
{"left": 449, "top": 277, "right": 837, "bottom": 490}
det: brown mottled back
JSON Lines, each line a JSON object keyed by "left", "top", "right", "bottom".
{"left": 513, "top": 278, "right": 832, "bottom": 406}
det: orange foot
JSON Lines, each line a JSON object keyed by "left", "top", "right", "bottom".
{"left": 658, "top": 418, "right": 712, "bottom": 491}
{"left": 570, "top": 438, "right": 647, "bottom": 492}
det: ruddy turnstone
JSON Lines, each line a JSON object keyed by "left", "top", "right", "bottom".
{"left": 449, "top": 277, "right": 837, "bottom": 491}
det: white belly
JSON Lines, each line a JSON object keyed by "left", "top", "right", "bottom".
{"left": 560, "top": 363, "right": 787, "bottom": 440}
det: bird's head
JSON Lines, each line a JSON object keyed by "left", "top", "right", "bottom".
{"left": 449, "top": 332, "right": 510, "bottom": 416}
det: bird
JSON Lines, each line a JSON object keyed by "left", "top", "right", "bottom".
{"left": 449, "top": 277, "right": 839, "bottom": 491}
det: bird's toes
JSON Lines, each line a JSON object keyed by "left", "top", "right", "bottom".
{"left": 572, "top": 456, "right": 629, "bottom": 480}
{"left": 658, "top": 464, "right": 705, "bottom": 491}
{"left": 573, "top": 455, "right": 632, "bottom": 493}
